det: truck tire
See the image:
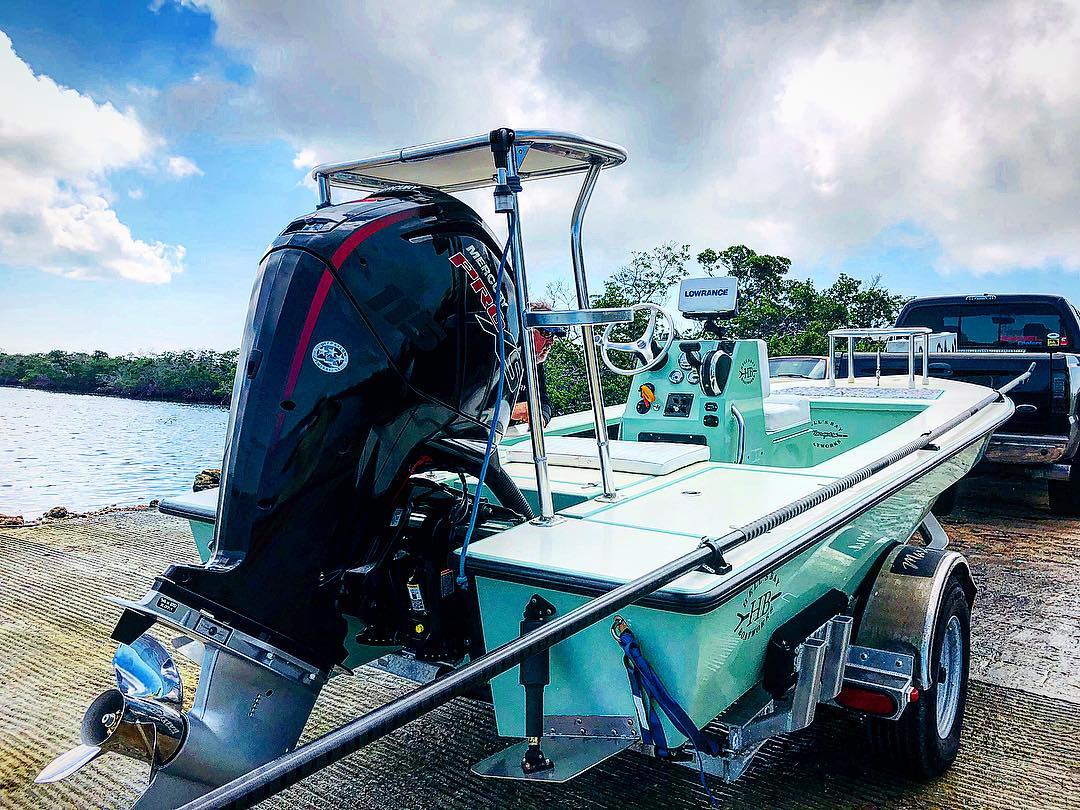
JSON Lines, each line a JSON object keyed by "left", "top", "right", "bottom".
{"left": 1048, "top": 476, "right": 1080, "bottom": 516}
{"left": 864, "top": 579, "right": 970, "bottom": 779}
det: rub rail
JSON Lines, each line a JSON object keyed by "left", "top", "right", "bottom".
{"left": 180, "top": 365, "right": 1030, "bottom": 810}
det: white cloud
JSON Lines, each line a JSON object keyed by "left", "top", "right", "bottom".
{"left": 128, "top": 187, "right": 144, "bottom": 199}
{"left": 173, "top": 0, "right": 1080, "bottom": 279}
{"left": 0, "top": 31, "right": 184, "bottom": 283}
{"left": 291, "top": 148, "right": 318, "bottom": 170}
{"left": 166, "top": 155, "right": 203, "bottom": 177}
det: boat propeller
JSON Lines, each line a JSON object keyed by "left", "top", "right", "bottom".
{"left": 36, "top": 634, "right": 186, "bottom": 785}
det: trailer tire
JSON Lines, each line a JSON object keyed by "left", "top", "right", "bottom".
{"left": 1048, "top": 476, "right": 1080, "bottom": 516}
{"left": 864, "top": 579, "right": 970, "bottom": 779}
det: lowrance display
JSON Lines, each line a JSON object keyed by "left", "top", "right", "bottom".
{"left": 678, "top": 276, "right": 738, "bottom": 317}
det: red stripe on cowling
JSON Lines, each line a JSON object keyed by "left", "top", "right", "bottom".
{"left": 281, "top": 269, "right": 335, "bottom": 401}
{"left": 280, "top": 208, "right": 421, "bottom": 401}
{"left": 330, "top": 208, "right": 417, "bottom": 269}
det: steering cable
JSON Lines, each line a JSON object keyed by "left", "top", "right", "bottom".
{"left": 456, "top": 215, "right": 514, "bottom": 588}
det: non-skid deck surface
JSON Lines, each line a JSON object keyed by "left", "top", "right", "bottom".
{"left": 778, "top": 384, "right": 944, "bottom": 399}
{"left": 464, "top": 464, "right": 837, "bottom": 596}
{"left": 2, "top": 476, "right": 1078, "bottom": 809}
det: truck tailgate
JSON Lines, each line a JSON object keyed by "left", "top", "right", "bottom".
{"left": 841, "top": 352, "right": 1063, "bottom": 436}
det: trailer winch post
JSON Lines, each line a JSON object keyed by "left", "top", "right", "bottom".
{"left": 180, "top": 367, "right": 1029, "bottom": 810}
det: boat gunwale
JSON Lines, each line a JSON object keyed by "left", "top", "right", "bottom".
{"left": 463, "top": 398, "right": 1012, "bottom": 614}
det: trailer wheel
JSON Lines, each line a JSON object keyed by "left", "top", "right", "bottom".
{"left": 864, "top": 579, "right": 970, "bottom": 779}
{"left": 1048, "top": 476, "right": 1080, "bottom": 516}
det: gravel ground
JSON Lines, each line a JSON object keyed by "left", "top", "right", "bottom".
{"left": 1, "top": 473, "right": 1077, "bottom": 809}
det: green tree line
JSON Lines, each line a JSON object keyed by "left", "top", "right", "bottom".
{"left": 0, "top": 349, "right": 238, "bottom": 405}
{"left": 543, "top": 243, "right": 909, "bottom": 416}
{"left": 1, "top": 244, "right": 908, "bottom": 414}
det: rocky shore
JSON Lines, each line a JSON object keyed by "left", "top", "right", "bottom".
{"left": 0, "top": 467, "right": 221, "bottom": 528}
{"left": 0, "top": 502, "right": 161, "bottom": 529}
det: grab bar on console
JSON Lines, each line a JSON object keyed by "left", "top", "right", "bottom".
{"left": 731, "top": 404, "right": 746, "bottom": 464}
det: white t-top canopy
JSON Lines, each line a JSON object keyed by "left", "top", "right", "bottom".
{"left": 311, "top": 129, "right": 627, "bottom": 194}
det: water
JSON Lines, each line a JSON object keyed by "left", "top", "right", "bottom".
{"left": 0, "top": 387, "right": 230, "bottom": 517}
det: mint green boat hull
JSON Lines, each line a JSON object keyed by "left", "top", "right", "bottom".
{"left": 475, "top": 439, "right": 985, "bottom": 743}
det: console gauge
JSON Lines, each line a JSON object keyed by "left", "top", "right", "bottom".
{"left": 678, "top": 355, "right": 692, "bottom": 370}
{"left": 668, "top": 370, "right": 685, "bottom": 385}
{"left": 687, "top": 370, "right": 700, "bottom": 385}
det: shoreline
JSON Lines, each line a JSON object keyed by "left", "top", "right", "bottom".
{"left": 0, "top": 470, "right": 219, "bottom": 529}
{"left": 0, "top": 500, "right": 163, "bottom": 529}
{"left": 0, "top": 382, "right": 229, "bottom": 409}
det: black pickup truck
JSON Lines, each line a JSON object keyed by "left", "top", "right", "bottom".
{"left": 842, "top": 294, "right": 1080, "bottom": 514}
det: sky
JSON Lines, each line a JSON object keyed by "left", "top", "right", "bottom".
{"left": 1, "top": 0, "right": 1080, "bottom": 354}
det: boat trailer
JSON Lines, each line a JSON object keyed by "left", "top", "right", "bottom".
{"left": 178, "top": 363, "right": 1029, "bottom": 809}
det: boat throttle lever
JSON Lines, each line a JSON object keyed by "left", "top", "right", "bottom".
{"left": 519, "top": 595, "right": 557, "bottom": 774}
{"left": 679, "top": 341, "right": 703, "bottom": 370}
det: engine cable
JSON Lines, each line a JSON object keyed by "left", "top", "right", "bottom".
{"left": 457, "top": 216, "right": 514, "bottom": 588}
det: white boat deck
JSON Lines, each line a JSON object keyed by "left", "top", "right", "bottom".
{"left": 505, "top": 436, "right": 709, "bottom": 476}
{"left": 464, "top": 375, "right": 1013, "bottom": 598}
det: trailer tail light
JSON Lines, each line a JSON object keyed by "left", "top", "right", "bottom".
{"left": 836, "top": 686, "right": 898, "bottom": 716}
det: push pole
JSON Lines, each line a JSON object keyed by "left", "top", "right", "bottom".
{"left": 182, "top": 540, "right": 723, "bottom": 810}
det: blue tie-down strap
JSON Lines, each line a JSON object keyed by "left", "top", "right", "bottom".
{"left": 615, "top": 618, "right": 721, "bottom": 806}
{"left": 613, "top": 620, "right": 721, "bottom": 758}
{"left": 623, "top": 652, "right": 671, "bottom": 756}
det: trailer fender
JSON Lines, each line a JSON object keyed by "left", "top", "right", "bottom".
{"left": 855, "top": 544, "right": 976, "bottom": 691}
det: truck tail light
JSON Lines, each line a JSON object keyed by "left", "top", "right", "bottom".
{"left": 1052, "top": 370, "right": 1068, "bottom": 414}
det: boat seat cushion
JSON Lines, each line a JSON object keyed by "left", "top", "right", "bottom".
{"left": 504, "top": 436, "right": 708, "bottom": 475}
{"left": 752, "top": 340, "right": 810, "bottom": 433}
{"left": 763, "top": 394, "right": 811, "bottom": 434}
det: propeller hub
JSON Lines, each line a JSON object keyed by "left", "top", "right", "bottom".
{"left": 82, "top": 688, "right": 187, "bottom": 766}
{"left": 35, "top": 633, "right": 188, "bottom": 785}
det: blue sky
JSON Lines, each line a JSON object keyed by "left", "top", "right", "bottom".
{"left": 2, "top": 1, "right": 1079, "bottom": 354}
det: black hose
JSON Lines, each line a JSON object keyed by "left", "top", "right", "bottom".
{"left": 424, "top": 438, "right": 535, "bottom": 520}
{"left": 484, "top": 460, "right": 535, "bottom": 520}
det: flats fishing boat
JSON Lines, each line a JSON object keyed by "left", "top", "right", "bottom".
{"left": 38, "top": 129, "right": 1027, "bottom": 809}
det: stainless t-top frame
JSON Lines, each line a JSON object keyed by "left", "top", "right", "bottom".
{"left": 827, "top": 327, "right": 933, "bottom": 388}
{"left": 312, "top": 130, "right": 630, "bottom": 523}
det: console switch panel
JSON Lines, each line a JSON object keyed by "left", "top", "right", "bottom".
{"left": 664, "top": 393, "right": 694, "bottom": 417}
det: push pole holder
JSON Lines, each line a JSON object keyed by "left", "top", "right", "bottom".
{"left": 697, "top": 535, "right": 734, "bottom": 576}
{"left": 490, "top": 128, "right": 522, "bottom": 213}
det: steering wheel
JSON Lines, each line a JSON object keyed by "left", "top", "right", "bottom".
{"left": 600, "top": 303, "right": 676, "bottom": 376}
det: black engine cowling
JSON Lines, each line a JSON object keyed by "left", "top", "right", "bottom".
{"left": 154, "top": 187, "right": 523, "bottom": 670}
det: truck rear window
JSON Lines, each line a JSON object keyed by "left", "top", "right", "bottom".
{"left": 903, "top": 302, "right": 1069, "bottom": 351}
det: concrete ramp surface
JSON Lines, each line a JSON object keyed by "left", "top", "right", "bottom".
{"left": 1, "top": 475, "right": 1078, "bottom": 809}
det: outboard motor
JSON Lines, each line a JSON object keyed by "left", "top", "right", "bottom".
{"left": 39, "top": 186, "right": 524, "bottom": 806}
{"left": 163, "top": 185, "right": 521, "bottom": 669}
